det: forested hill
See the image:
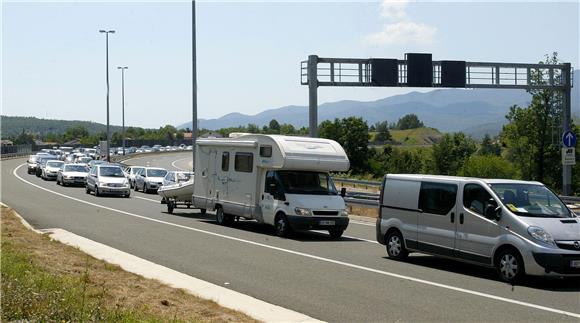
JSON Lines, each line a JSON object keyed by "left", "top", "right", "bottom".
{"left": 1, "top": 116, "right": 124, "bottom": 138}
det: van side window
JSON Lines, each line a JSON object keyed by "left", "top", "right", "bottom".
{"left": 221, "top": 152, "right": 230, "bottom": 171}
{"left": 260, "top": 146, "right": 272, "bottom": 157}
{"left": 419, "top": 182, "right": 457, "bottom": 215}
{"left": 463, "top": 184, "right": 493, "bottom": 215}
{"left": 234, "top": 152, "right": 253, "bottom": 173}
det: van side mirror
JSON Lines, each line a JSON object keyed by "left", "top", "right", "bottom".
{"left": 340, "top": 187, "right": 347, "bottom": 198}
{"left": 485, "top": 204, "right": 501, "bottom": 221}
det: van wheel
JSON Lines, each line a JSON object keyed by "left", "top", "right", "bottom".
{"left": 329, "top": 228, "right": 344, "bottom": 239}
{"left": 275, "top": 214, "right": 291, "bottom": 238}
{"left": 85, "top": 185, "right": 90, "bottom": 194}
{"left": 386, "top": 231, "right": 408, "bottom": 260}
{"left": 216, "top": 207, "right": 226, "bottom": 225}
{"left": 95, "top": 187, "right": 100, "bottom": 197}
{"left": 496, "top": 248, "right": 525, "bottom": 284}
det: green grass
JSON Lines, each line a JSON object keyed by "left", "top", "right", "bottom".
{"left": 389, "top": 127, "right": 442, "bottom": 145}
{"left": 0, "top": 240, "right": 161, "bottom": 322}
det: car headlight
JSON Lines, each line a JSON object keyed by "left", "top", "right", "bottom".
{"left": 294, "top": 207, "right": 311, "bottom": 216}
{"left": 528, "top": 226, "right": 556, "bottom": 247}
{"left": 340, "top": 210, "right": 348, "bottom": 217}
{"left": 64, "top": 175, "right": 72, "bottom": 179}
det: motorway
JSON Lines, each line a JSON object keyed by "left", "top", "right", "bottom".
{"left": 2, "top": 152, "right": 580, "bottom": 322}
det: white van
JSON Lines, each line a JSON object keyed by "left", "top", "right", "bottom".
{"left": 192, "top": 134, "right": 350, "bottom": 238}
{"left": 376, "top": 174, "right": 580, "bottom": 283}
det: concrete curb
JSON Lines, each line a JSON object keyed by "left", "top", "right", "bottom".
{"left": 1, "top": 203, "right": 323, "bottom": 323}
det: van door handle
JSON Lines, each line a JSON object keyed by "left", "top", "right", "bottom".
{"left": 460, "top": 213, "right": 464, "bottom": 224}
{"left": 450, "top": 212, "right": 455, "bottom": 223}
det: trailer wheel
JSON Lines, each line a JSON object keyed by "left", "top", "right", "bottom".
{"left": 167, "top": 201, "right": 174, "bottom": 214}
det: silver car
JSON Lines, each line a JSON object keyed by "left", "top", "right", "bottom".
{"left": 134, "top": 167, "right": 168, "bottom": 193}
{"left": 57, "top": 163, "right": 89, "bottom": 186}
{"left": 124, "top": 166, "right": 145, "bottom": 189}
{"left": 41, "top": 160, "right": 65, "bottom": 180}
{"left": 85, "top": 165, "right": 130, "bottom": 197}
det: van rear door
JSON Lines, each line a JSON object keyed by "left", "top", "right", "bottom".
{"left": 417, "top": 181, "right": 459, "bottom": 257}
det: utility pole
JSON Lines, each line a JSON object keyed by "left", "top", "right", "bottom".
{"left": 192, "top": 0, "right": 197, "bottom": 169}
{"left": 117, "top": 66, "right": 128, "bottom": 156}
{"left": 99, "top": 29, "right": 115, "bottom": 162}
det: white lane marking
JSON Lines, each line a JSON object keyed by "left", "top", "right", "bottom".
{"left": 311, "top": 230, "right": 378, "bottom": 244}
{"left": 350, "top": 220, "right": 375, "bottom": 227}
{"left": 133, "top": 195, "right": 161, "bottom": 203}
{"left": 171, "top": 157, "right": 192, "bottom": 171}
{"left": 12, "top": 164, "right": 580, "bottom": 319}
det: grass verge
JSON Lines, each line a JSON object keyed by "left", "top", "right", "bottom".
{"left": 0, "top": 205, "right": 257, "bottom": 322}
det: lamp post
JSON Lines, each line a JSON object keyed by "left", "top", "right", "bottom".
{"left": 117, "top": 66, "right": 128, "bottom": 156}
{"left": 99, "top": 29, "right": 115, "bottom": 161}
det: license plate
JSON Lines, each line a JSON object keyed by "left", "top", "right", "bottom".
{"left": 319, "top": 220, "right": 335, "bottom": 226}
{"left": 571, "top": 260, "right": 580, "bottom": 268}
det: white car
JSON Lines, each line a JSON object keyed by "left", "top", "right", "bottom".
{"left": 134, "top": 167, "right": 168, "bottom": 193}
{"left": 86, "top": 165, "right": 130, "bottom": 197}
{"left": 57, "top": 163, "right": 89, "bottom": 186}
{"left": 41, "top": 160, "right": 65, "bottom": 180}
{"left": 123, "top": 166, "right": 146, "bottom": 188}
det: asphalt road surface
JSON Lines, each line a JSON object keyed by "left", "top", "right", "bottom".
{"left": 2, "top": 153, "right": 580, "bottom": 322}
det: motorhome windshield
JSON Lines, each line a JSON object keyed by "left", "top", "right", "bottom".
{"left": 490, "top": 183, "right": 572, "bottom": 218}
{"left": 275, "top": 171, "right": 338, "bottom": 195}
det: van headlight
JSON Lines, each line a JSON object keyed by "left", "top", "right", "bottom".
{"left": 528, "top": 226, "right": 556, "bottom": 247}
{"left": 340, "top": 210, "right": 348, "bottom": 217}
{"left": 294, "top": 207, "right": 311, "bottom": 216}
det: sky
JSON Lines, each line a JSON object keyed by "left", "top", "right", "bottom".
{"left": 2, "top": 0, "right": 579, "bottom": 129}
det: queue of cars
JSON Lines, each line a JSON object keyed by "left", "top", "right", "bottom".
{"left": 22, "top": 136, "right": 580, "bottom": 283}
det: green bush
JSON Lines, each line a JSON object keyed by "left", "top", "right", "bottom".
{"left": 459, "top": 155, "right": 517, "bottom": 179}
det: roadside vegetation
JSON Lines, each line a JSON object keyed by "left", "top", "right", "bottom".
{"left": 0, "top": 205, "right": 256, "bottom": 323}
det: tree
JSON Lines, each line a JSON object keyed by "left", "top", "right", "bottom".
{"left": 431, "top": 132, "right": 477, "bottom": 175}
{"left": 13, "top": 130, "right": 35, "bottom": 145}
{"left": 395, "top": 114, "right": 424, "bottom": 130}
{"left": 460, "top": 155, "right": 516, "bottom": 179}
{"left": 280, "top": 123, "right": 296, "bottom": 135}
{"left": 319, "top": 117, "right": 370, "bottom": 173}
{"left": 501, "top": 53, "right": 563, "bottom": 189}
{"left": 374, "top": 121, "right": 392, "bottom": 143}
{"left": 268, "top": 119, "right": 281, "bottom": 134}
{"left": 478, "top": 134, "right": 501, "bottom": 156}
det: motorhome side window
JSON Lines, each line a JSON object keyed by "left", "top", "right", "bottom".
{"left": 260, "top": 145, "right": 272, "bottom": 157}
{"left": 234, "top": 152, "right": 253, "bottom": 173}
{"left": 463, "top": 184, "right": 493, "bottom": 215}
{"left": 418, "top": 182, "right": 457, "bottom": 215}
{"left": 221, "top": 152, "right": 230, "bottom": 171}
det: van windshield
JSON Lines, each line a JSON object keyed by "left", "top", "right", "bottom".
{"left": 490, "top": 183, "right": 572, "bottom": 218}
{"left": 275, "top": 171, "right": 338, "bottom": 195}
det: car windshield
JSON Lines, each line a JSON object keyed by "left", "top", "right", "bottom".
{"left": 275, "top": 171, "right": 338, "bottom": 195}
{"left": 47, "top": 161, "right": 63, "bottom": 168}
{"left": 147, "top": 169, "right": 167, "bottom": 177}
{"left": 133, "top": 167, "right": 145, "bottom": 174}
{"left": 490, "top": 183, "right": 572, "bottom": 218}
{"left": 100, "top": 166, "right": 125, "bottom": 177}
{"left": 65, "top": 165, "right": 88, "bottom": 172}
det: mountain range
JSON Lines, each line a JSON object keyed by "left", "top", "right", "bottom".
{"left": 180, "top": 69, "right": 579, "bottom": 138}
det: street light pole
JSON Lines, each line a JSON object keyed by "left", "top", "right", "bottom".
{"left": 117, "top": 66, "right": 128, "bottom": 156}
{"left": 99, "top": 29, "right": 115, "bottom": 162}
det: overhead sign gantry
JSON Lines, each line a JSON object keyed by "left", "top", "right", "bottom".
{"left": 300, "top": 53, "right": 574, "bottom": 194}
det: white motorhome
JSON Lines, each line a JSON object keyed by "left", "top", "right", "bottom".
{"left": 193, "top": 134, "right": 350, "bottom": 238}
{"left": 376, "top": 174, "right": 580, "bottom": 283}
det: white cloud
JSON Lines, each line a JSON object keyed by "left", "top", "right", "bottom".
{"left": 364, "top": 21, "right": 436, "bottom": 45}
{"left": 380, "top": 0, "right": 410, "bottom": 20}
